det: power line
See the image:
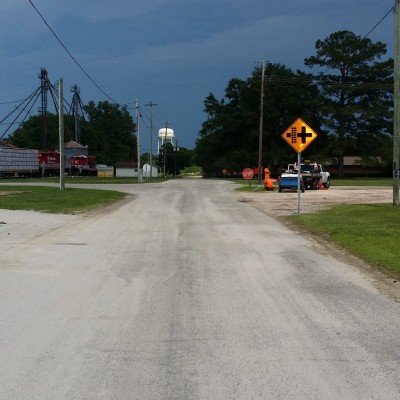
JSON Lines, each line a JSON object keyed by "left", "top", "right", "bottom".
{"left": 363, "top": 2, "right": 396, "bottom": 39}
{"left": 0, "top": 98, "right": 29, "bottom": 105}
{"left": 0, "top": 87, "right": 42, "bottom": 139}
{"left": 266, "top": 75, "right": 393, "bottom": 91}
{"left": 27, "top": 0, "right": 119, "bottom": 104}
{"left": 315, "top": 4, "right": 395, "bottom": 76}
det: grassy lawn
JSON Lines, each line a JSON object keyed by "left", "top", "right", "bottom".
{"left": 0, "top": 185, "right": 126, "bottom": 214}
{"left": 286, "top": 203, "right": 400, "bottom": 276}
{"left": 332, "top": 178, "right": 392, "bottom": 186}
{"left": 0, "top": 176, "right": 167, "bottom": 184}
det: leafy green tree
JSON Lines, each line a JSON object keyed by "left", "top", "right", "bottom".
{"left": 156, "top": 143, "right": 194, "bottom": 176}
{"left": 173, "top": 146, "right": 195, "bottom": 175}
{"left": 81, "top": 101, "right": 136, "bottom": 165}
{"left": 6, "top": 113, "right": 75, "bottom": 150}
{"left": 195, "top": 63, "right": 323, "bottom": 176}
{"left": 304, "top": 30, "right": 393, "bottom": 177}
{"left": 6, "top": 101, "right": 137, "bottom": 167}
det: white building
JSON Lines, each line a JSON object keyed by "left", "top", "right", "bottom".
{"left": 115, "top": 161, "right": 159, "bottom": 178}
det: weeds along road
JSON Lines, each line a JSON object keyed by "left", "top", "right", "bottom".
{"left": 0, "top": 179, "right": 400, "bottom": 400}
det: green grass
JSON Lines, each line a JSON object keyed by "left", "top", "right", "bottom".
{"left": 0, "top": 176, "right": 167, "bottom": 184}
{"left": 286, "top": 203, "right": 400, "bottom": 276}
{"left": 0, "top": 185, "right": 126, "bottom": 214}
{"left": 332, "top": 178, "right": 392, "bottom": 186}
{"left": 234, "top": 181, "right": 266, "bottom": 191}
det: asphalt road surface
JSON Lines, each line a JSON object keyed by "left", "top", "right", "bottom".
{"left": 1, "top": 179, "right": 399, "bottom": 400}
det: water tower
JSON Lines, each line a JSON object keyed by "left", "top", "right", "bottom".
{"left": 158, "top": 127, "right": 175, "bottom": 154}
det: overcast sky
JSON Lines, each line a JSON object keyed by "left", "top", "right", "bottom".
{"left": 0, "top": 0, "right": 396, "bottom": 152}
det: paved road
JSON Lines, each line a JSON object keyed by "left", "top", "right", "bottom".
{"left": 1, "top": 179, "right": 400, "bottom": 399}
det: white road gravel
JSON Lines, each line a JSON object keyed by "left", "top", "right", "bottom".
{"left": 0, "top": 179, "right": 399, "bottom": 399}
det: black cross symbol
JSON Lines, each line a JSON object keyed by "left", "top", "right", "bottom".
{"left": 297, "top": 126, "right": 312, "bottom": 143}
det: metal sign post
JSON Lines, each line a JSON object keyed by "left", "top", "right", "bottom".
{"left": 242, "top": 168, "right": 254, "bottom": 188}
{"left": 297, "top": 152, "right": 301, "bottom": 215}
{"left": 281, "top": 118, "right": 318, "bottom": 214}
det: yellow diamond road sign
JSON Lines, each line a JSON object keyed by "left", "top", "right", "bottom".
{"left": 281, "top": 118, "right": 318, "bottom": 153}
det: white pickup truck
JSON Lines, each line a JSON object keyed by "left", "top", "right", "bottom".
{"left": 284, "top": 162, "right": 330, "bottom": 190}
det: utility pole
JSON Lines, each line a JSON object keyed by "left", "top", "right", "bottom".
{"left": 70, "top": 84, "right": 81, "bottom": 143}
{"left": 174, "top": 140, "right": 179, "bottom": 177}
{"left": 145, "top": 101, "right": 157, "bottom": 178}
{"left": 163, "top": 122, "right": 168, "bottom": 178}
{"left": 258, "top": 60, "right": 266, "bottom": 184}
{"left": 58, "top": 79, "right": 65, "bottom": 191}
{"left": 135, "top": 98, "right": 142, "bottom": 183}
{"left": 39, "top": 68, "right": 50, "bottom": 150}
{"left": 394, "top": 0, "right": 400, "bottom": 205}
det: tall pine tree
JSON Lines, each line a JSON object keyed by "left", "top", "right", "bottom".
{"left": 305, "top": 30, "right": 393, "bottom": 177}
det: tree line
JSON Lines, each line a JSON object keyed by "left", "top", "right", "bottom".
{"left": 5, "top": 30, "right": 394, "bottom": 177}
{"left": 194, "top": 30, "right": 394, "bottom": 178}
{"left": 7, "top": 100, "right": 194, "bottom": 172}
{"left": 7, "top": 101, "right": 136, "bottom": 166}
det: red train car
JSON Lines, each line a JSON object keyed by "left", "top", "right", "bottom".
{"left": 0, "top": 143, "right": 97, "bottom": 177}
{"left": 38, "top": 151, "right": 60, "bottom": 176}
{"left": 70, "top": 155, "right": 97, "bottom": 176}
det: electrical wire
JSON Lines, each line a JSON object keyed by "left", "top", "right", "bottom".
{"left": 266, "top": 74, "right": 393, "bottom": 91}
{"left": 0, "top": 88, "right": 42, "bottom": 139}
{"left": 363, "top": 1, "right": 396, "bottom": 39}
{"left": 315, "top": 3, "right": 395, "bottom": 76}
{"left": 0, "top": 87, "right": 40, "bottom": 127}
{"left": 27, "top": 0, "right": 119, "bottom": 104}
{"left": 0, "top": 98, "right": 29, "bottom": 105}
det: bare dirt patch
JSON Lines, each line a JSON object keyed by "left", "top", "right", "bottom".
{"left": 0, "top": 191, "right": 21, "bottom": 196}
{"left": 236, "top": 185, "right": 393, "bottom": 217}
{"left": 236, "top": 186, "right": 400, "bottom": 302}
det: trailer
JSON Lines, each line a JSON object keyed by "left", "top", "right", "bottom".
{"left": 0, "top": 142, "right": 97, "bottom": 177}
{"left": 0, "top": 146, "right": 39, "bottom": 177}
{"left": 279, "top": 172, "right": 305, "bottom": 192}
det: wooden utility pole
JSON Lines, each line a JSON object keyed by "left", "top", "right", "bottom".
{"left": 135, "top": 98, "right": 142, "bottom": 183}
{"left": 394, "top": 0, "right": 400, "bottom": 205}
{"left": 258, "top": 61, "right": 266, "bottom": 184}
{"left": 58, "top": 79, "right": 65, "bottom": 191}
{"left": 163, "top": 122, "right": 168, "bottom": 178}
{"left": 145, "top": 101, "right": 157, "bottom": 178}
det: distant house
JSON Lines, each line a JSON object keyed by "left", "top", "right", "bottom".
{"left": 59, "top": 140, "right": 88, "bottom": 159}
{"left": 327, "top": 156, "right": 390, "bottom": 177}
{"left": 115, "top": 161, "right": 159, "bottom": 178}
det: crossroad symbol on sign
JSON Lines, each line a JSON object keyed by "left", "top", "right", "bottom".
{"left": 281, "top": 118, "right": 318, "bottom": 153}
